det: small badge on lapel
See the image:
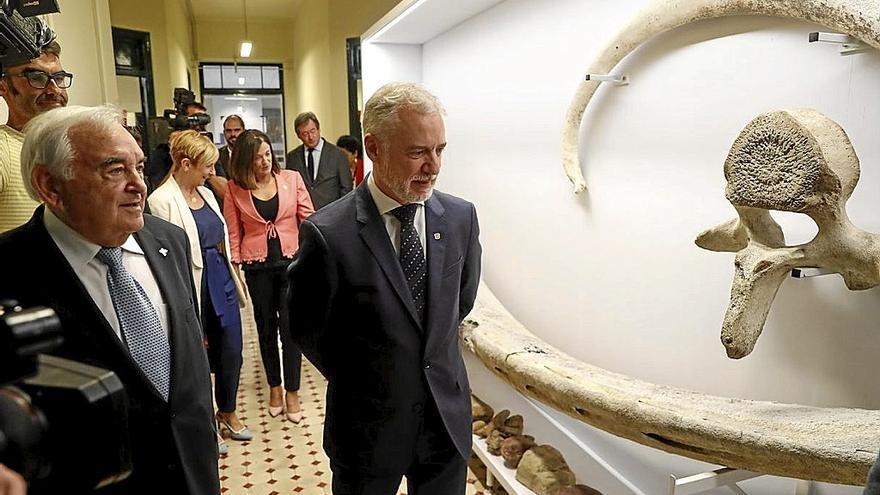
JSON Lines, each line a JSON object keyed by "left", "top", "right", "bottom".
{"left": 159, "top": 248, "right": 168, "bottom": 257}
{"left": 433, "top": 232, "right": 441, "bottom": 240}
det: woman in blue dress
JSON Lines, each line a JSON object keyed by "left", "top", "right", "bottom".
{"left": 148, "top": 130, "right": 252, "bottom": 451}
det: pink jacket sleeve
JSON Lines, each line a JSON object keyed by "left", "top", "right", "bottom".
{"left": 224, "top": 184, "right": 243, "bottom": 263}
{"left": 296, "top": 173, "right": 316, "bottom": 222}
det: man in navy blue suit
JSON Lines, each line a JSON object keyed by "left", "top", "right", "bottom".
{"left": 288, "top": 82, "right": 481, "bottom": 495}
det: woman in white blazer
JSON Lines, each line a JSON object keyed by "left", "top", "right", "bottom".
{"left": 148, "top": 130, "right": 252, "bottom": 447}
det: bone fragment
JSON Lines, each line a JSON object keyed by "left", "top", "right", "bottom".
{"left": 698, "top": 109, "right": 880, "bottom": 358}
{"left": 460, "top": 282, "right": 880, "bottom": 485}
{"left": 562, "top": 0, "right": 880, "bottom": 193}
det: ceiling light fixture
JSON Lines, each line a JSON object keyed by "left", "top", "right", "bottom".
{"left": 239, "top": 0, "right": 252, "bottom": 58}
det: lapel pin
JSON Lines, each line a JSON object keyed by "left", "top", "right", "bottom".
{"left": 159, "top": 248, "right": 168, "bottom": 257}
{"left": 433, "top": 233, "right": 441, "bottom": 240}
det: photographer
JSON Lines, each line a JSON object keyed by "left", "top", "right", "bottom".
{"left": 0, "top": 40, "right": 69, "bottom": 233}
{"left": 0, "top": 464, "right": 25, "bottom": 495}
{"left": 145, "top": 98, "right": 209, "bottom": 191}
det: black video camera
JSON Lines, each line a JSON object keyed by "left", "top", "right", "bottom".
{"left": 163, "top": 87, "right": 210, "bottom": 131}
{"left": 0, "top": 0, "right": 60, "bottom": 68}
{"left": 147, "top": 87, "right": 212, "bottom": 151}
{"left": 0, "top": 302, "right": 132, "bottom": 493}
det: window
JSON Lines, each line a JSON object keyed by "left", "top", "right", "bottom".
{"left": 201, "top": 64, "right": 281, "bottom": 90}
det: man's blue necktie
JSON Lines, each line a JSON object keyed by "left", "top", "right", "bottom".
{"left": 96, "top": 247, "right": 171, "bottom": 401}
{"left": 391, "top": 204, "right": 427, "bottom": 323}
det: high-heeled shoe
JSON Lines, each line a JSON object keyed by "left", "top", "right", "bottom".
{"left": 285, "top": 392, "right": 302, "bottom": 424}
{"left": 286, "top": 410, "right": 302, "bottom": 424}
{"left": 217, "top": 432, "right": 228, "bottom": 456}
{"left": 268, "top": 405, "right": 283, "bottom": 417}
{"left": 217, "top": 414, "right": 254, "bottom": 441}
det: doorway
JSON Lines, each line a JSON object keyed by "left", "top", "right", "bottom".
{"left": 200, "top": 63, "right": 287, "bottom": 168}
{"left": 111, "top": 27, "right": 156, "bottom": 153}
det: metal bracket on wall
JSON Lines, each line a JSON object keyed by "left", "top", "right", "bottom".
{"left": 668, "top": 467, "right": 759, "bottom": 495}
{"left": 808, "top": 32, "right": 869, "bottom": 55}
{"left": 585, "top": 73, "right": 629, "bottom": 85}
{"left": 669, "top": 468, "right": 817, "bottom": 494}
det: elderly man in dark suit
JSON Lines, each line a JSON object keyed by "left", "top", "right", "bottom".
{"left": 286, "top": 111, "right": 353, "bottom": 209}
{"left": 0, "top": 105, "right": 219, "bottom": 495}
{"left": 288, "top": 82, "right": 481, "bottom": 495}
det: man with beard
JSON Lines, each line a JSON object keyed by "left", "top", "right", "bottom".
{"left": 288, "top": 82, "right": 481, "bottom": 495}
{"left": 206, "top": 114, "right": 244, "bottom": 206}
{"left": 0, "top": 41, "right": 70, "bottom": 232}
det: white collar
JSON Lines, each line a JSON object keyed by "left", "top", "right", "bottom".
{"left": 44, "top": 207, "right": 142, "bottom": 271}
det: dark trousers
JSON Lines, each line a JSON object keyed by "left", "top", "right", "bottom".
{"left": 202, "top": 287, "right": 242, "bottom": 413}
{"left": 331, "top": 399, "right": 467, "bottom": 495}
{"left": 244, "top": 267, "right": 301, "bottom": 391}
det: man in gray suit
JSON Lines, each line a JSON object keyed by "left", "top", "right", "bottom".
{"left": 288, "top": 83, "right": 481, "bottom": 495}
{"left": 286, "top": 111, "right": 353, "bottom": 209}
{"left": 0, "top": 105, "right": 218, "bottom": 495}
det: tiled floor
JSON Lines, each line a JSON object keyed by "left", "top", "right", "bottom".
{"left": 217, "top": 304, "right": 493, "bottom": 494}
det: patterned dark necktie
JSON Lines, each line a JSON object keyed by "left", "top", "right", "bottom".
{"left": 391, "top": 204, "right": 427, "bottom": 323}
{"left": 96, "top": 247, "right": 171, "bottom": 401}
{"left": 307, "top": 148, "right": 315, "bottom": 181}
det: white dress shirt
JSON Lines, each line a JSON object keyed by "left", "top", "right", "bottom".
{"left": 44, "top": 208, "right": 169, "bottom": 339}
{"left": 367, "top": 173, "right": 427, "bottom": 255}
{"left": 304, "top": 138, "right": 325, "bottom": 181}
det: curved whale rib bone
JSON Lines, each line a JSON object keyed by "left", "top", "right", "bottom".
{"left": 562, "top": 0, "right": 880, "bottom": 193}
{"left": 460, "top": 282, "right": 880, "bottom": 485}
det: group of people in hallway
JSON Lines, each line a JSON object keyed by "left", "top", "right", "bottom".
{"left": 0, "top": 37, "right": 484, "bottom": 495}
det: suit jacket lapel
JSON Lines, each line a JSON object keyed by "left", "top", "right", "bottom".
{"left": 354, "top": 184, "right": 422, "bottom": 328}
{"left": 315, "top": 139, "right": 331, "bottom": 182}
{"left": 424, "top": 194, "right": 447, "bottom": 338}
{"left": 168, "top": 177, "right": 202, "bottom": 269}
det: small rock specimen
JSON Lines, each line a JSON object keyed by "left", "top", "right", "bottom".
{"left": 516, "top": 445, "right": 577, "bottom": 495}
{"left": 502, "top": 434, "right": 536, "bottom": 468}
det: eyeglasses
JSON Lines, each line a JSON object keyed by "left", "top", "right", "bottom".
{"left": 5, "top": 70, "right": 73, "bottom": 89}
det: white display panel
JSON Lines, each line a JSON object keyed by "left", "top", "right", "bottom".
{"left": 363, "top": 1, "right": 880, "bottom": 493}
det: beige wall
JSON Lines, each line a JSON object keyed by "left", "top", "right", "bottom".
{"left": 290, "top": 0, "right": 400, "bottom": 143}
{"left": 195, "top": 17, "right": 297, "bottom": 146}
{"left": 290, "top": 2, "right": 332, "bottom": 140}
{"left": 327, "top": 0, "right": 401, "bottom": 137}
{"left": 195, "top": 0, "right": 399, "bottom": 153}
{"left": 107, "top": 0, "right": 401, "bottom": 150}
{"left": 109, "top": 0, "right": 195, "bottom": 114}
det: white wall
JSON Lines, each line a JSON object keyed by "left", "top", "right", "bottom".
{"left": 365, "top": 0, "right": 880, "bottom": 493}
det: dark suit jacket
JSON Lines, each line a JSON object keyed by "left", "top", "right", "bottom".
{"left": 866, "top": 455, "right": 880, "bottom": 495}
{"left": 285, "top": 139, "right": 353, "bottom": 210}
{"left": 216, "top": 145, "right": 230, "bottom": 177}
{"left": 287, "top": 182, "right": 481, "bottom": 474}
{"left": 0, "top": 206, "right": 219, "bottom": 495}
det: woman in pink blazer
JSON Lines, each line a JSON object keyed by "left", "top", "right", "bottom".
{"left": 224, "top": 129, "right": 315, "bottom": 423}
